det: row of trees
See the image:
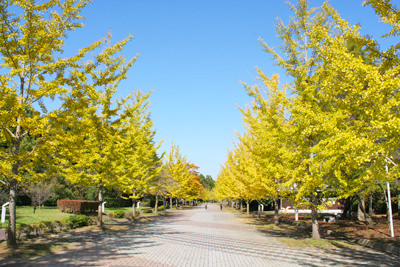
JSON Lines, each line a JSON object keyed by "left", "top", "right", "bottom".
{"left": 215, "top": 0, "right": 400, "bottom": 239}
{"left": 0, "top": 0, "right": 205, "bottom": 247}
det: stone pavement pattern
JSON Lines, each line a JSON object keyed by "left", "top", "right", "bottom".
{"left": 0, "top": 204, "right": 398, "bottom": 266}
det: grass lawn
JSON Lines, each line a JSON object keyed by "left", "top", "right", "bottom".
{"left": 0, "top": 206, "right": 73, "bottom": 228}
{"left": 104, "top": 207, "right": 132, "bottom": 214}
{"left": 0, "top": 206, "right": 157, "bottom": 228}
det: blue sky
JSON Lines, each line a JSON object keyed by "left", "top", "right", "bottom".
{"left": 64, "top": 0, "right": 393, "bottom": 179}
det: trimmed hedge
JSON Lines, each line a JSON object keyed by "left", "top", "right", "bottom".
{"left": 57, "top": 199, "right": 98, "bottom": 214}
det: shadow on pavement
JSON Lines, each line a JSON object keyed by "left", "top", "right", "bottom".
{"left": 0, "top": 211, "right": 188, "bottom": 266}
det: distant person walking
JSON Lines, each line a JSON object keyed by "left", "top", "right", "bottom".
{"left": 220, "top": 202, "right": 223, "bottom": 211}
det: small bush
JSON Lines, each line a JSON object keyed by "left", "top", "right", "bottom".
{"left": 112, "top": 210, "right": 126, "bottom": 218}
{"left": 89, "top": 216, "right": 97, "bottom": 225}
{"left": 55, "top": 220, "right": 67, "bottom": 231}
{"left": 17, "top": 223, "right": 28, "bottom": 240}
{"left": 157, "top": 206, "right": 164, "bottom": 211}
{"left": 42, "top": 221, "right": 54, "bottom": 233}
{"left": 67, "top": 214, "right": 90, "bottom": 228}
{"left": 31, "top": 222, "right": 42, "bottom": 236}
{"left": 142, "top": 208, "right": 153, "bottom": 214}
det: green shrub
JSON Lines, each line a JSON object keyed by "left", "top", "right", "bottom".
{"left": 67, "top": 214, "right": 90, "bottom": 228}
{"left": 31, "top": 222, "right": 41, "bottom": 236}
{"left": 17, "top": 223, "right": 27, "bottom": 240}
{"left": 142, "top": 208, "right": 153, "bottom": 214}
{"left": 55, "top": 220, "right": 67, "bottom": 231}
{"left": 157, "top": 206, "right": 164, "bottom": 211}
{"left": 113, "top": 210, "right": 126, "bottom": 218}
{"left": 89, "top": 216, "right": 97, "bottom": 225}
{"left": 42, "top": 221, "right": 54, "bottom": 233}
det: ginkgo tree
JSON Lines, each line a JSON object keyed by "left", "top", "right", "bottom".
{"left": 164, "top": 144, "right": 204, "bottom": 206}
{"left": 117, "top": 91, "right": 163, "bottom": 217}
{"left": 0, "top": 0, "right": 98, "bottom": 246}
{"left": 311, "top": 0, "right": 400, "bottom": 226}
{"left": 236, "top": 0, "right": 335, "bottom": 239}
{"left": 214, "top": 161, "right": 241, "bottom": 205}
{"left": 249, "top": 0, "right": 400, "bottom": 237}
{"left": 58, "top": 33, "right": 139, "bottom": 226}
{"left": 240, "top": 73, "right": 291, "bottom": 224}
{"left": 214, "top": 136, "right": 267, "bottom": 215}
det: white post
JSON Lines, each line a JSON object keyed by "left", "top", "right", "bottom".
{"left": 260, "top": 204, "right": 264, "bottom": 213}
{"left": 137, "top": 201, "right": 141, "bottom": 208}
{"left": 1, "top": 202, "right": 9, "bottom": 223}
{"left": 102, "top": 201, "right": 107, "bottom": 212}
{"left": 295, "top": 209, "right": 299, "bottom": 221}
{"left": 386, "top": 165, "right": 395, "bottom": 238}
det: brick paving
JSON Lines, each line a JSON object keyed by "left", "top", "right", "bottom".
{"left": 0, "top": 204, "right": 398, "bottom": 266}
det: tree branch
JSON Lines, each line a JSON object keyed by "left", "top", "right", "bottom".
{"left": 4, "top": 127, "right": 16, "bottom": 140}
{"left": 380, "top": 153, "right": 399, "bottom": 167}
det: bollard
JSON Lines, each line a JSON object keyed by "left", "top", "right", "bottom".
{"left": 1, "top": 202, "right": 9, "bottom": 223}
{"left": 102, "top": 201, "right": 107, "bottom": 212}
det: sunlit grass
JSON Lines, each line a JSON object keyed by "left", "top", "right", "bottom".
{"left": 103, "top": 206, "right": 132, "bottom": 214}
{"left": 0, "top": 206, "right": 73, "bottom": 227}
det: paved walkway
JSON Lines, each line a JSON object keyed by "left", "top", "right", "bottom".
{"left": 0, "top": 204, "right": 398, "bottom": 266}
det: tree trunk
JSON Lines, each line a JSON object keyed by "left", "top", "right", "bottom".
{"left": 7, "top": 178, "right": 17, "bottom": 247}
{"left": 98, "top": 185, "right": 103, "bottom": 226}
{"left": 154, "top": 194, "right": 158, "bottom": 214}
{"left": 398, "top": 192, "right": 400, "bottom": 217}
{"left": 342, "top": 197, "right": 352, "bottom": 219}
{"left": 132, "top": 191, "right": 137, "bottom": 217}
{"left": 311, "top": 194, "right": 320, "bottom": 240}
{"left": 369, "top": 195, "right": 373, "bottom": 217}
{"left": 163, "top": 197, "right": 166, "bottom": 210}
{"left": 273, "top": 198, "right": 279, "bottom": 225}
{"left": 240, "top": 198, "right": 243, "bottom": 213}
{"left": 170, "top": 197, "right": 172, "bottom": 209}
{"left": 246, "top": 201, "right": 249, "bottom": 215}
{"left": 175, "top": 198, "right": 178, "bottom": 208}
{"left": 132, "top": 199, "right": 136, "bottom": 217}
{"left": 357, "top": 196, "right": 365, "bottom": 222}
{"left": 357, "top": 195, "right": 373, "bottom": 225}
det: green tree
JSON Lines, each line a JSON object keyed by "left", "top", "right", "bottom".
{"left": 0, "top": 0, "right": 95, "bottom": 246}
{"left": 199, "top": 174, "right": 215, "bottom": 190}
{"left": 59, "top": 34, "right": 138, "bottom": 226}
{"left": 240, "top": 73, "right": 291, "bottom": 224}
{"left": 258, "top": 0, "right": 333, "bottom": 239}
{"left": 117, "top": 91, "right": 163, "bottom": 217}
{"left": 164, "top": 144, "right": 203, "bottom": 206}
